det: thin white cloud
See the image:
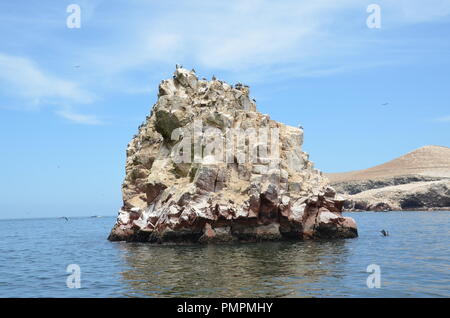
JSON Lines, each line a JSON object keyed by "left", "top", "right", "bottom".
{"left": 82, "top": 0, "right": 450, "bottom": 80}
{"left": 0, "top": 53, "right": 101, "bottom": 124}
{"left": 382, "top": 0, "right": 450, "bottom": 24}
{"left": 85, "top": 0, "right": 356, "bottom": 74}
{"left": 0, "top": 53, "right": 95, "bottom": 106}
{"left": 56, "top": 109, "right": 104, "bottom": 125}
{"left": 436, "top": 116, "right": 450, "bottom": 122}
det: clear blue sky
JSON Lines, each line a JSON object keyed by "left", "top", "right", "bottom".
{"left": 1, "top": 0, "right": 450, "bottom": 219}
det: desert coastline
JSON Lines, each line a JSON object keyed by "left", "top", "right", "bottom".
{"left": 327, "top": 145, "right": 450, "bottom": 212}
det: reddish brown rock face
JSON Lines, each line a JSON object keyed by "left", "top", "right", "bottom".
{"left": 108, "top": 68, "right": 358, "bottom": 243}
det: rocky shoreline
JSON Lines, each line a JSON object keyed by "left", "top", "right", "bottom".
{"left": 342, "top": 179, "right": 450, "bottom": 212}
{"left": 345, "top": 208, "right": 450, "bottom": 212}
{"left": 328, "top": 146, "right": 450, "bottom": 212}
{"left": 108, "top": 68, "right": 358, "bottom": 243}
{"left": 345, "top": 207, "right": 450, "bottom": 212}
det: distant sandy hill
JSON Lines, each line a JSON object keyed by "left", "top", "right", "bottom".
{"left": 327, "top": 145, "right": 450, "bottom": 183}
{"left": 326, "top": 146, "right": 450, "bottom": 211}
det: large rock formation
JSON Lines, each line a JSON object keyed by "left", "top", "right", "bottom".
{"left": 327, "top": 146, "right": 450, "bottom": 211}
{"left": 108, "top": 68, "right": 357, "bottom": 243}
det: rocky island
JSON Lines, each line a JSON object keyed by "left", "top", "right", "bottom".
{"left": 327, "top": 145, "right": 450, "bottom": 211}
{"left": 108, "top": 68, "right": 357, "bottom": 243}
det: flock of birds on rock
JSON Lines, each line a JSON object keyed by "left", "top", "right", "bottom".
{"left": 174, "top": 64, "right": 254, "bottom": 90}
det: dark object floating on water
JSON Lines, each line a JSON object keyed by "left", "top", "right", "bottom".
{"left": 91, "top": 216, "right": 102, "bottom": 218}
{"left": 380, "top": 229, "right": 389, "bottom": 236}
{"left": 381, "top": 102, "right": 389, "bottom": 106}
{"left": 60, "top": 217, "right": 69, "bottom": 221}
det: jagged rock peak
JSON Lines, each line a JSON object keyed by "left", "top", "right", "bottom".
{"left": 108, "top": 67, "right": 357, "bottom": 243}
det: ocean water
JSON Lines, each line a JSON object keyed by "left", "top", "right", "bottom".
{"left": 0, "top": 212, "right": 449, "bottom": 298}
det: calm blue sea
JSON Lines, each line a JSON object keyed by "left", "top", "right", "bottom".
{"left": 0, "top": 212, "right": 449, "bottom": 297}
